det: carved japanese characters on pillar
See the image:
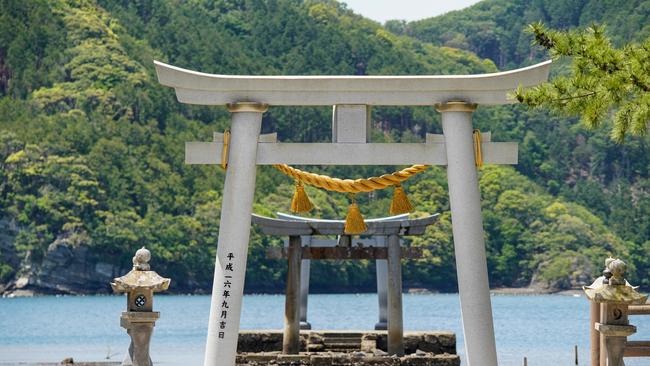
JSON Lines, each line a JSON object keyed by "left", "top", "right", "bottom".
{"left": 219, "top": 252, "right": 235, "bottom": 340}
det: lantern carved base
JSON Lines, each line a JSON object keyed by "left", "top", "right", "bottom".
{"left": 120, "top": 311, "right": 160, "bottom": 366}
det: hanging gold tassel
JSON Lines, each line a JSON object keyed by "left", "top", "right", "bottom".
{"left": 390, "top": 184, "right": 413, "bottom": 215}
{"left": 473, "top": 129, "right": 483, "bottom": 168}
{"left": 344, "top": 195, "right": 367, "bottom": 234}
{"left": 290, "top": 180, "right": 314, "bottom": 213}
{"left": 221, "top": 129, "right": 230, "bottom": 170}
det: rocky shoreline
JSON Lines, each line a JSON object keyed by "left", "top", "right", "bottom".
{"left": 0, "top": 364, "right": 118, "bottom": 366}
{"left": 489, "top": 287, "right": 586, "bottom": 296}
{"left": 2, "top": 286, "right": 591, "bottom": 298}
{"left": 0, "top": 240, "right": 125, "bottom": 298}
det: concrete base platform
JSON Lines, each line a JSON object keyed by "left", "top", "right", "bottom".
{"left": 237, "top": 330, "right": 458, "bottom": 366}
{"left": 236, "top": 352, "right": 459, "bottom": 366}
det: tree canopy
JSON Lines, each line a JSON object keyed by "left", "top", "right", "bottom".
{"left": 515, "top": 23, "right": 650, "bottom": 142}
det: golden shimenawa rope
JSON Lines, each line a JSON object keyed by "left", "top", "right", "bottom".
{"left": 272, "top": 164, "right": 429, "bottom": 193}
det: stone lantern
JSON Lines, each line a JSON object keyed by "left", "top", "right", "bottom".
{"left": 584, "top": 258, "right": 647, "bottom": 366}
{"left": 111, "top": 247, "right": 171, "bottom": 366}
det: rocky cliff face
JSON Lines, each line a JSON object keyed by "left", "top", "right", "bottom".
{"left": 529, "top": 255, "right": 595, "bottom": 291}
{"left": 0, "top": 219, "right": 18, "bottom": 293}
{"left": 2, "top": 234, "right": 122, "bottom": 297}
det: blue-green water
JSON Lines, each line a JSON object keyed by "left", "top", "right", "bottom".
{"left": 1, "top": 294, "right": 649, "bottom": 365}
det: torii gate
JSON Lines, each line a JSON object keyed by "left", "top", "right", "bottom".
{"left": 154, "top": 60, "right": 551, "bottom": 366}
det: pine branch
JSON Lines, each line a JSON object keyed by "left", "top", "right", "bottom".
{"left": 552, "top": 91, "right": 597, "bottom": 103}
{"left": 518, "top": 23, "right": 650, "bottom": 142}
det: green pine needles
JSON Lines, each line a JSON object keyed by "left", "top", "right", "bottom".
{"left": 515, "top": 22, "right": 650, "bottom": 142}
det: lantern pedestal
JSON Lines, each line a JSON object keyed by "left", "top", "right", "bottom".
{"left": 120, "top": 312, "right": 160, "bottom": 366}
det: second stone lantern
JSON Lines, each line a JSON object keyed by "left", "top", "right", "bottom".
{"left": 112, "top": 247, "right": 171, "bottom": 366}
{"left": 584, "top": 257, "right": 648, "bottom": 366}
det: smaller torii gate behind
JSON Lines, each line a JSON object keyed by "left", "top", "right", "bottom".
{"left": 275, "top": 212, "right": 412, "bottom": 332}
{"left": 252, "top": 213, "right": 438, "bottom": 356}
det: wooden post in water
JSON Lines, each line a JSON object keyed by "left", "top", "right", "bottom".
{"left": 283, "top": 235, "right": 302, "bottom": 354}
{"left": 523, "top": 356, "right": 527, "bottom": 366}
{"left": 575, "top": 344, "right": 579, "bottom": 365}
{"left": 387, "top": 234, "right": 404, "bottom": 356}
{"left": 590, "top": 301, "right": 600, "bottom": 366}
{"left": 599, "top": 303, "right": 607, "bottom": 366}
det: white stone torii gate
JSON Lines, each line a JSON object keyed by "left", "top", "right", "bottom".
{"left": 154, "top": 60, "right": 551, "bottom": 366}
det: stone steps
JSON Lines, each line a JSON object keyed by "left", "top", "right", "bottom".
{"left": 322, "top": 333, "right": 363, "bottom": 352}
{"left": 323, "top": 337, "right": 362, "bottom": 344}
{"left": 326, "top": 346, "right": 360, "bottom": 352}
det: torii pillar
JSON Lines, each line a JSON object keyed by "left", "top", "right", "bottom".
{"left": 203, "top": 103, "right": 267, "bottom": 366}
{"left": 438, "top": 101, "right": 497, "bottom": 366}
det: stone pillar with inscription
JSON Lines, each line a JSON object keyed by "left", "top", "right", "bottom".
{"left": 204, "top": 103, "right": 267, "bottom": 366}
{"left": 112, "top": 247, "right": 171, "bottom": 366}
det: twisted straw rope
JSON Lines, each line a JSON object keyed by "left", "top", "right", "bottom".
{"left": 273, "top": 164, "right": 428, "bottom": 194}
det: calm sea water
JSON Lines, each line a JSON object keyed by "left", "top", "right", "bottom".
{"left": 0, "top": 294, "right": 649, "bottom": 366}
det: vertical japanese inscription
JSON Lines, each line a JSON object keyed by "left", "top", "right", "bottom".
{"left": 218, "top": 252, "right": 235, "bottom": 339}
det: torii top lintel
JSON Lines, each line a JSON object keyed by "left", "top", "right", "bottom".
{"left": 154, "top": 60, "right": 551, "bottom": 106}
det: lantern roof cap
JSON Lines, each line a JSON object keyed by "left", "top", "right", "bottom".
{"left": 111, "top": 247, "right": 170, "bottom": 293}
{"left": 583, "top": 258, "right": 647, "bottom": 304}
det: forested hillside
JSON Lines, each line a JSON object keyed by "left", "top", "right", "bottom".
{"left": 391, "top": 0, "right": 650, "bottom": 69}
{"left": 392, "top": 0, "right": 650, "bottom": 281}
{"left": 0, "top": 0, "right": 646, "bottom": 295}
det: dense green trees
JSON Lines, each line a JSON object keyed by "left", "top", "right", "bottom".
{"left": 0, "top": 0, "right": 646, "bottom": 293}
{"left": 0, "top": 0, "right": 67, "bottom": 98}
{"left": 400, "top": 0, "right": 650, "bottom": 69}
